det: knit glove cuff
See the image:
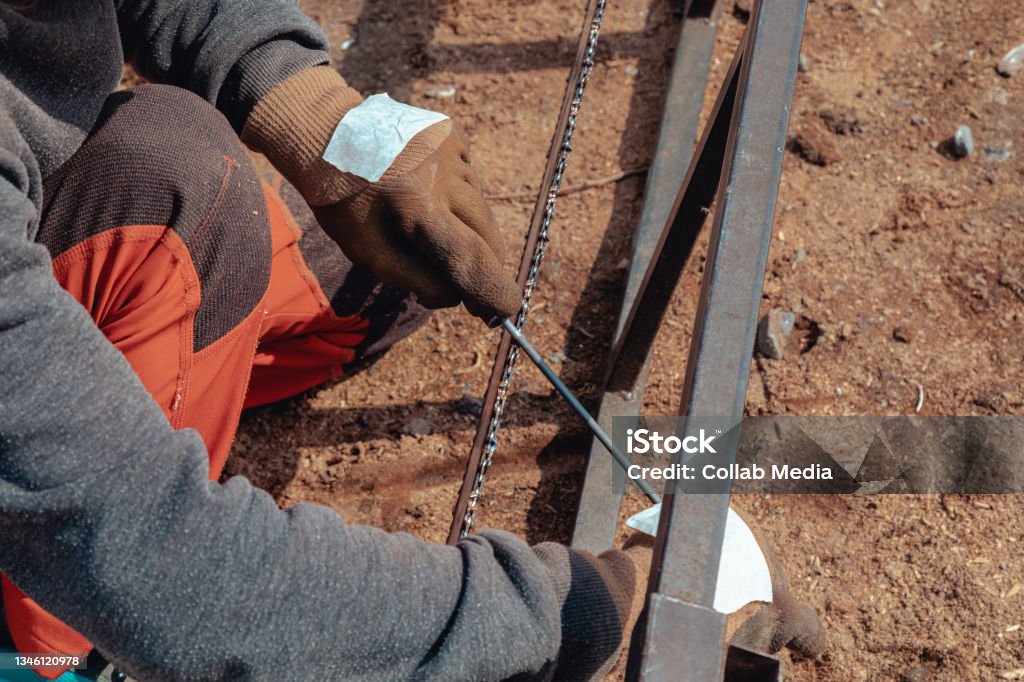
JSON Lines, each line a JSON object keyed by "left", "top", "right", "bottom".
{"left": 241, "top": 66, "right": 363, "bottom": 205}
{"left": 533, "top": 543, "right": 636, "bottom": 679}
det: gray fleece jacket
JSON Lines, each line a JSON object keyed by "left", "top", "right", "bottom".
{"left": 0, "top": 2, "right": 628, "bottom": 680}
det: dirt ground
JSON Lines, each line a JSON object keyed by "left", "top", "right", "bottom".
{"left": 226, "top": 0, "right": 1024, "bottom": 679}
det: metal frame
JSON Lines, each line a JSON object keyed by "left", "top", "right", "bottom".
{"left": 446, "top": 0, "right": 806, "bottom": 675}
{"left": 571, "top": 0, "right": 724, "bottom": 555}
{"left": 574, "top": 0, "right": 807, "bottom": 678}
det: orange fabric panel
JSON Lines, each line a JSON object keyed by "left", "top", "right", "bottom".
{"left": 3, "top": 226, "right": 208, "bottom": 678}
{"left": 51, "top": 226, "right": 200, "bottom": 430}
{"left": 245, "top": 182, "right": 367, "bottom": 408}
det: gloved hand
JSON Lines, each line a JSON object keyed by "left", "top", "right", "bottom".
{"left": 242, "top": 66, "right": 520, "bottom": 320}
{"left": 726, "top": 534, "right": 824, "bottom": 659}
{"left": 618, "top": 521, "right": 823, "bottom": 674}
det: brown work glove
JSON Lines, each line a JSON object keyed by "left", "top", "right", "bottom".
{"left": 618, "top": 523, "right": 823, "bottom": 676}
{"left": 242, "top": 66, "right": 520, "bottom": 320}
{"left": 726, "top": 531, "right": 824, "bottom": 659}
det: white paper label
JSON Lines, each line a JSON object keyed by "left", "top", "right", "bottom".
{"left": 625, "top": 503, "right": 773, "bottom": 614}
{"left": 322, "top": 93, "right": 449, "bottom": 182}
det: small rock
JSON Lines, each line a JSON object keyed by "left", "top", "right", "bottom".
{"left": 341, "top": 38, "right": 355, "bottom": 50}
{"left": 402, "top": 417, "right": 431, "bottom": 436}
{"left": 984, "top": 147, "right": 1012, "bottom": 162}
{"left": 990, "top": 88, "right": 1010, "bottom": 105}
{"left": 910, "top": 115, "right": 928, "bottom": 127}
{"left": 424, "top": 85, "right": 457, "bottom": 99}
{"left": 954, "top": 125, "right": 974, "bottom": 156}
{"left": 624, "top": 64, "right": 639, "bottom": 77}
{"left": 795, "top": 249, "right": 807, "bottom": 264}
{"left": 798, "top": 54, "right": 810, "bottom": 72}
{"left": 840, "top": 322, "right": 853, "bottom": 339}
{"left": 943, "top": 125, "right": 974, "bottom": 159}
{"left": 996, "top": 44, "right": 1024, "bottom": 77}
{"left": 892, "top": 325, "right": 914, "bottom": 343}
{"left": 548, "top": 350, "right": 567, "bottom": 365}
{"left": 757, "top": 310, "right": 796, "bottom": 360}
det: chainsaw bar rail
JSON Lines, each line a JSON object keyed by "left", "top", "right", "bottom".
{"left": 447, "top": 0, "right": 607, "bottom": 545}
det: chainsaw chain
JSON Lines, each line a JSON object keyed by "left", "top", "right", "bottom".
{"left": 458, "top": 0, "right": 608, "bottom": 538}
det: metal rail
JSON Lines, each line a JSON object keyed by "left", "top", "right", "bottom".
{"left": 622, "top": 1, "right": 808, "bottom": 679}
{"left": 571, "top": 0, "right": 724, "bottom": 555}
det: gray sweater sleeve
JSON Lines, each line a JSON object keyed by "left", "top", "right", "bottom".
{"left": 115, "top": 0, "right": 330, "bottom": 130}
{"left": 0, "top": 113, "right": 628, "bottom": 680}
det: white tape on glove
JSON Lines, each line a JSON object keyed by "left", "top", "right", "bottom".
{"left": 322, "top": 94, "right": 449, "bottom": 182}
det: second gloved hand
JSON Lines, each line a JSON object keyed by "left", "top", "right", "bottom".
{"left": 242, "top": 66, "right": 520, "bottom": 320}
